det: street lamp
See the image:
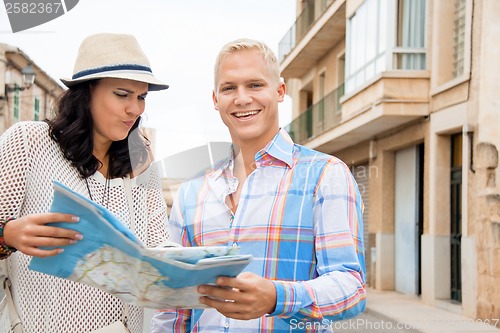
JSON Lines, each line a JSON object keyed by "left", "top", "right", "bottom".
{"left": 0, "top": 64, "right": 36, "bottom": 110}
{"left": 5, "top": 64, "right": 36, "bottom": 92}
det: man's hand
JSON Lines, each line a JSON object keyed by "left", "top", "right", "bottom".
{"left": 198, "top": 271, "right": 277, "bottom": 320}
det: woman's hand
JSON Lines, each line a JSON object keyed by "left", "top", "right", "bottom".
{"left": 3, "top": 213, "right": 82, "bottom": 257}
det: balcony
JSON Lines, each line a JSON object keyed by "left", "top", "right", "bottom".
{"left": 285, "top": 72, "right": 430, "bottom": 153}
{"left": 285, "top": 84, "right": 344, "bottom": 143}
{"left": 279, "top": 0, "right": 345, "bottom": 79}
{"left": 278, "top": 0, "right": 335, "bottom": 61}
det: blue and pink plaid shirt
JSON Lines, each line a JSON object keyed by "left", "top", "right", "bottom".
{"left": 152, "top": 129, "right": 366, "bottom": 332}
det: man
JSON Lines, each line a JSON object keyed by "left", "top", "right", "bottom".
{"left": 152, "top": 38, "right": 366, "bottom": 332}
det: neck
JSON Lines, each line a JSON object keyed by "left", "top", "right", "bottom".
{"left": 233, "top": 146, "right": 255, "bottom": 177}
{"left": 231, "top": 130, "right": 279, "bottom": 175}
{"left": 93, "top": 135, "right": 112, "bottom": 164}
{"left": 93, "top": 147, "right": 110, "bottom": 178}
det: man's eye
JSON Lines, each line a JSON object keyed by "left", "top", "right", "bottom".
{"left": 221, "top": 86, "right": 234, "bottom": 92}
{"left": 250, "top": 83, "right": 263, "bottom": 88}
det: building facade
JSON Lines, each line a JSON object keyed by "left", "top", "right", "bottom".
{"left": 280, "top": 0, "right": 499, "bottom": 320}
{"left": 0, "top": 43, "right": 64, "bottom": 134}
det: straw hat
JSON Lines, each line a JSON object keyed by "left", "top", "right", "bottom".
{"left": 61, "top": 33, "right": 169, "bottom": 91}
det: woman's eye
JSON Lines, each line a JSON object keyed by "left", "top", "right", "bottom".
{"left": 139, "top": 94, "right": 147, "bottom": 101}
{"left": 114, "top": 92, "right": 128, "bottom": 98}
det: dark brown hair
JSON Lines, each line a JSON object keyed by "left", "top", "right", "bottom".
{"left": 46, "top": 80, "right": 150, "bottom": 178}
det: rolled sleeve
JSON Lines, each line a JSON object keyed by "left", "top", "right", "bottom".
{"left": 270, "top": 280, "right": 319, "bottom": 320}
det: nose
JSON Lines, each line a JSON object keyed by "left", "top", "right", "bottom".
{"left": 234, "top": 88, "right": 252, "bottom": 106}
{"left": 126, "top": 99, "right": 145, "bottom": 116}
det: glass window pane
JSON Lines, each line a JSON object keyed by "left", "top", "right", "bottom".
{"left": 376, "top": 55, "right": 386, "bottom": 73}
{"left": 396, "top": 0, "right": 427, "bottom": 70}
{"left": 366, "top": 0, "right": 376, "bottom": 61}
{"left": 346, "top": 0, "right": 389, "bottom": 93}
{"left": 366, "top": 62, "right": 375, "bottom": 79}
{"left": 378, "top": 0, "right": 387, "bottom": 53}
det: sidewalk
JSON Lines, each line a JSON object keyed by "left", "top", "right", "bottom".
{"left": 143, "top": 289, "right": 500, "bottom": 332}
{"left": 363, "top": 288, "right": 500, "bottom": 333}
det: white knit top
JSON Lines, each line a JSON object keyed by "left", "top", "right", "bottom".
{"left": 0, "top": 121, "right": 169, "bottom": 333}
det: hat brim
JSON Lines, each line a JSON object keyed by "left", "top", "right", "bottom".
{"left": 61, "top": 71, "right": 169, "bottom": 91}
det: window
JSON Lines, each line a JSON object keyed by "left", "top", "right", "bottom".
{"left": 337, "top": 53, "right": 345, "bottom": 86}
{"left": 453, "top": 0, "right": 466, "bottom": 78}
{"left": 34, "top": 97, "right": 40, "bottom": 121}
{"left": 13, "top": 84, "right": 19, "bottom": 122}
{"left": 432, "top": 0, "right": 470, "bottom": 89}
{"left": 345, "top": 0, "right": 388, "bottom": 93}
{"left": 394, "top": 0, "right": 427, "bottom": 70}
{"left": 337, "top": 53, "right": 346, "bottom": 110}
{"left": 318, "top": 72, "right": 325, "bottom": 124}
{"left": 346, "top": 0, "right": 427, "bottom": 93}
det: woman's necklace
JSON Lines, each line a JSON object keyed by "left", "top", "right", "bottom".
{"left": 85, "top": 168, "right": 111, "bottom": 208}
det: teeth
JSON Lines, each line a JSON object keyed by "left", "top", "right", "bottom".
{"left": 234, "top": 111, "right": 258, "bottom": 117}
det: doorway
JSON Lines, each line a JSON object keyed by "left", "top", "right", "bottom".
{"left": 450, "top": 134, "right": 462, "bottom": 302}
{"left": 395, "top": 144, "right": 423, "bottom": 295}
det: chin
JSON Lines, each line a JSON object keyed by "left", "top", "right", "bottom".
{"left": 111, "top": 133, "right": 129, "bottom": 142}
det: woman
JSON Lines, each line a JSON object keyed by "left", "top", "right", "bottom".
{"left": 0, "top": 33, "right": 169, "bottom": 333}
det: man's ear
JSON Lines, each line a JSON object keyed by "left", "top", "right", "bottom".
{"left": 277, "top": 82, "right": 286, "bottom": 103}
{"left": 212, "top": 90, "right": 219, "bottom": 110}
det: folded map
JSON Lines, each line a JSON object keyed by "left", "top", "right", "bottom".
{"left": 29, "top": 181, "right": 252, "bottom": 309}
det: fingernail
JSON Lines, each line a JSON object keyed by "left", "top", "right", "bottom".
{"left": 198, "top": 286, "right": 206, "bottom": 294}
{"left": 72, "top": 216, "right": 80, "bottom": 222}
{"left": 75, "top": 234, "right": 83, "bottom": 240}
{"left": 57, "top": 248, "right": 64, "bottom": 254}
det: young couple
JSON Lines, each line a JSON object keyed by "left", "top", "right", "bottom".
{"left": 0, "top": 33, "right": 366, "bottom": 332}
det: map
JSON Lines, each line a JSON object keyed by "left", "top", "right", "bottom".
{"left": 29, "top": 181, "right": 252, "bottom": 309}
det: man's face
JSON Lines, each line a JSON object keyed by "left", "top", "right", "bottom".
{"left": 213, "top": 49, "right": 286, "bottom": 148}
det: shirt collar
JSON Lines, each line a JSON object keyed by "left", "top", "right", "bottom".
{"left": 212, "top": 128, "right": 295, "bottom": 181}
{"left": 255, "top": 128, "right": 295, "bottom": 168}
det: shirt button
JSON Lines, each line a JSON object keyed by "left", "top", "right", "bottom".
{"left": 232, "top": 243, "right": 238, "bottom": 247}
{"left": 224, "top": 322, "right": 229, "bottom": 328}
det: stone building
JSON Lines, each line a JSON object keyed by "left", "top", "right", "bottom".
{"left": 280, "top": 0, "right": 499, "bottom": 320}
{"left": 0, "top": 43, "right": 64, "bottom": 133}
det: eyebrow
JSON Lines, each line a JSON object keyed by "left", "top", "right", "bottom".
{"left": 116, "top": 88, "right": 134, "bottom": 93}
{"left": 116, "top": 87, "right": 148, "bottom": 95}
{"left": 220, "top": 79, "right": 265, "bottom": 86}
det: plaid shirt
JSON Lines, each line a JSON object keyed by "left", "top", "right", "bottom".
{"left": 152, "top": 129, "right": 366, "bottom": 332}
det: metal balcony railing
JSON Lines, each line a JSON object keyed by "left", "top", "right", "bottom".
{"left": 285, "top": 83, "right": 344, "bottom": 144}
{"left": 279, "top": 0, "right": 335, "bottom": 62}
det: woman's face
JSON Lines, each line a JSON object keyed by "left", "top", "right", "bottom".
{"left": 89, "top": 78, "right": 148, "bottom": 148}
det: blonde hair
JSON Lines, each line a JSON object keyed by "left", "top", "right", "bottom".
{"left": 214, "top": 38, "right": 281, "bottom": 90}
